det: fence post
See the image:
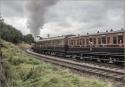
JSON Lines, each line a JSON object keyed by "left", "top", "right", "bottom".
{"left": 0, "top": 43, "right": 8, "bottom": 87}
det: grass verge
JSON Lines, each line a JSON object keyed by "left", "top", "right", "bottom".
{"left": 1, "top": 40, "right": 112, "bottom": 87}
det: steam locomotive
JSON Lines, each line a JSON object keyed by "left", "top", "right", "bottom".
{"left": 32, "top": 29, "right": 125, "bottom": 65}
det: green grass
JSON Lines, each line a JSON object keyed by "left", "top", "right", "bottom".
{"left": 1, "top": 40, "right": 112, "bottom": 87}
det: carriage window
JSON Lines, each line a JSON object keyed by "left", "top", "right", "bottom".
{"left": 78, "top": 39, "right": 80, "bottom": 46}
{"left": 74, "top": 40, "right": 76, "bottom": 46}
{"left": 89, "top": 38, "right": 92, "bottom": 42}
{"left": 82, "top": 39, "right": 85, "bottom": 45}
{"left": 70, "top": 40, "right": 72, "bottom": 46}
{"left": 71, "top": 40, "right": 73, "bottom": 46}
{"left": 107, "top": 37, "right": 110, "bottom": 44}
{"left": 113, "top": 37, "right": 117, "bottom": 44}
{"left": 102, "top": 37, "right": 106, "bottom": 44}
{"left": 68, "top": 40, "right": 70, "bottom": 45}
{"left": 118, "top": 35, "right": 123, "bottom": 44}
{"left": 76, "top": 40, "right": 77, "bottom": 46}
{"left": 93, "top": 38, "right": 96, "bottom": 44}
{"left": 69, "top": 40, "right": 71, "bottom": 45}
{"left": 76, "top": 40, "right": 79, "bottom": 46}
{"left": 98, "top": 38, "right": 101, "bottom": 44}
{"left": 79, "top": 39, "right": 82, "bottom": 45}
{"left": 72, "top": 41, "right": 73, "bottom": 45}
{"left": 86, "top": 39, "right": 89, "bottom": 44}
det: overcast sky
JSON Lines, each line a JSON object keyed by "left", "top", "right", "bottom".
{"left": 0, "top": 0, "right": 124, "bottom": 37}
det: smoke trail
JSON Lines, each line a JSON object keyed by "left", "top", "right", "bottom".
{"left": 27, "top": 0, "right": 58, "bottom": 36}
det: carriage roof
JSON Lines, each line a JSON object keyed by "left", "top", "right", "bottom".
{"left": 68, "top": 29, "right": 125, "bottom": 39}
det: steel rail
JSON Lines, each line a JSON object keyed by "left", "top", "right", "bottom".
{"left": 26, "top": 49, "right": 125, "bottom": 82}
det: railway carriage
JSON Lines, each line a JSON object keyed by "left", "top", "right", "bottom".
{"left": 33, "top": 36, "right": 69, "bottom": 56}
{"left": 67, "top": 29, "right": 125, "bottom": 64}
{"left": 32, "top": 29, "right": 125, "bottom": 65}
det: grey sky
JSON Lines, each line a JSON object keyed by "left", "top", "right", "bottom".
{"left": 0, "top": 0, "right": 124, "bottom": 37}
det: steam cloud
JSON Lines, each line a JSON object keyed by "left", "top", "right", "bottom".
{"left": 27, "top": 0, "right": 58, "bottom": 36}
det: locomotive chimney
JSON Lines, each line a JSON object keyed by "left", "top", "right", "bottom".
{"left": 97, "top": 31, "right": 99, "bottom": 33}
{"left": 106, "top": 30, "right": 108, "bottom": 32}
{"left": 110, "top": 29, "right": 113, "bottom": 32}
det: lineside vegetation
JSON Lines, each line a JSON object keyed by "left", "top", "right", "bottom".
{"left": 1, "top": 40, "right": 112, "bottom": 87}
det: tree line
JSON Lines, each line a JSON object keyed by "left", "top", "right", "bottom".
{"left": 0, "top": 18, "right": 34, "bottom": 44}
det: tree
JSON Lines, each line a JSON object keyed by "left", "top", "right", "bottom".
{"left": 23, "top": 34, "right": 34, "bottom": 44}
{"left": 0, "top": 19, "right": 23, "bottom": 44}
{"left": 0, "top": 17, "right": 35, "bottom": 44}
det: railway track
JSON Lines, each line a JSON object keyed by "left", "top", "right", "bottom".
{"left": 26, "top": 49, "right": 125, "bottom": 83}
